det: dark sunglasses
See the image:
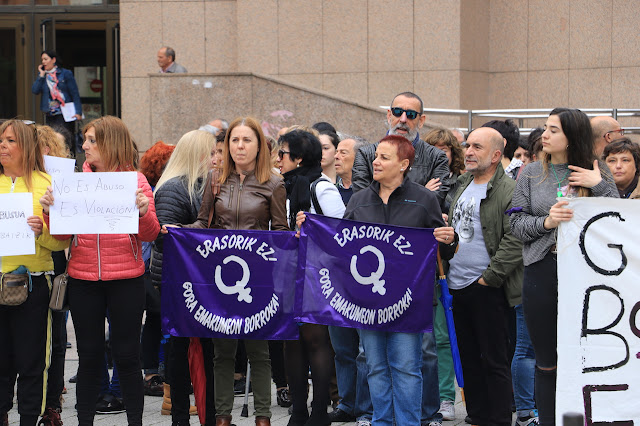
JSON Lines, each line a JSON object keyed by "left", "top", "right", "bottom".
{"left": 390, "top": 107, "right": 421, "bottom": 120}
{"left": 277, "top": 149, "right": 290, "bottom": 160}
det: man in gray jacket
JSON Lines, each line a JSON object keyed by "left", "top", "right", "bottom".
{"left": 351, "top": 91, "right": 450, "bottom": 207}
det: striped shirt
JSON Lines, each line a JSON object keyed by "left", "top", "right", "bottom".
{"left": 510, "top": 161, "right": 618, "bottom": 266}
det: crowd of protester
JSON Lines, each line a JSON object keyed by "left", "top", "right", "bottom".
{"left": 1, "top": 87, "right": 634, "bottom": 426}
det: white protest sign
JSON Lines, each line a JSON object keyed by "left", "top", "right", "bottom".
{"left": 557, "top": 197, "right": 640, "bottom": 424}
{"left": 49, "top": 172, "right": 139, "bottom": 235}
{"left": 44, "top": 155, "right": 75, "bottom": 178}
{"left": 0, "top": 192, "right": 35, "bottom": 256}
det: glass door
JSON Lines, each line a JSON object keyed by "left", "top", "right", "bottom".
{"left": 34, "top": 14, "right": 119, "bottom": 121}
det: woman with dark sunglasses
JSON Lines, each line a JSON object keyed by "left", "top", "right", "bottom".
{"left": 276, "top": 128, "right": 345, "bottom": 426}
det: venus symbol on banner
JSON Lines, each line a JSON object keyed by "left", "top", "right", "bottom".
{"left": 214, "top": 255, "right": 253, "bottom": 303}
{"left": 350, "top": 245, "right": 387, "bottom": 295}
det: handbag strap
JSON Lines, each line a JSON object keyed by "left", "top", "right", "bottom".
{"left": 310, "top": 177, "right": 330, "bottom": 216}
{"left": 207, "top": 168, "right": 221, "bottom": 228}
{"left": 63, "top": 236, "right": 75, "bottom": 275}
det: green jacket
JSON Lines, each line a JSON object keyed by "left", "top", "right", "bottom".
{"left": 447, "top": 163, "right": 523, "bottom": 307}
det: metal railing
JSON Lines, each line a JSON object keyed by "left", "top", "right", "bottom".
{"left": 380, "top": 107, "right": 640, "bottom": 135}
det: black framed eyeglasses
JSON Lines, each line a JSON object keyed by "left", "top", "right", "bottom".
{"left": 390, "top": 107, "right": 421, "bottom": 120}
{"left": 277, "top": 149, "right": 290, "bottom": 160}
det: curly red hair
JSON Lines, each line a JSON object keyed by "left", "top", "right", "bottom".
{"left": 140, "top": 141, "right": 175, "bottom": 187}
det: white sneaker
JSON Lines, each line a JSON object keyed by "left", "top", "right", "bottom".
{"left": 438, "top": 400, "right": 455, "bottom": 421}
{"left": 356, "top": 420, "right": 372, "bottom": 426}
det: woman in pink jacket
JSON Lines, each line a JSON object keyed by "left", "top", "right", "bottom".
{"left": 41, "top": 116, "right": 160, "bottom": 426}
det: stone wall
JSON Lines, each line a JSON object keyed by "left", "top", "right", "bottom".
{"left": 121, "top": 0, "right": 640, "bottom": 148}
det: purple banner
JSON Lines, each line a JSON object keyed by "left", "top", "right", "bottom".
{"left": 162, "top": 228, "right": 299, "bottom": 340}
{"left": 297, "top": 213, "right": 437, "bottom": 333}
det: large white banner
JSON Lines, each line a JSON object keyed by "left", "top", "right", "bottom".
{"left": 0, "top": 193, "right": 35, "bottom": 256}
{"left": 49, "top": 172, "right": 139, "bottom": 235}
{"left": 557, "top": 197, "right": 640, "bottom": 424}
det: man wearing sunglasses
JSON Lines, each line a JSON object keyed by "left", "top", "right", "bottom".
{"left": 352, "top": 91, "right": 450, "bottom": 208}
{"left": 591, "top": 115, "right": 624, "bottom": 157}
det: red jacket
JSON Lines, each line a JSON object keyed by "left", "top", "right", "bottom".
{"left": 45, "top": 163, "right": 160, "bottom": 281}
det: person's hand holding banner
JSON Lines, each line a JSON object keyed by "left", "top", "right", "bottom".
{"left": 296, "top": 213, "right": 439, "bottom": 333}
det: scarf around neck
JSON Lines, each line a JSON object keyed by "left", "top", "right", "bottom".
{"left": 282, "top": 164, "right": 322, "bottom": 229}
{"left": 45, "top": 67, "right": 66, "bottom": 109}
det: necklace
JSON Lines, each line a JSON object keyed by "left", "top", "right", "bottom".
{"left": 550, "top": 163, "right": 570, "bottom": 197}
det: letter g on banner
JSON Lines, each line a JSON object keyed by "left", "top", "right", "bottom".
{"left": 350, "top": 245, "right": 386, "bottom": 295}
{"left": 215, "top": 255, "right": 253, "bottom": 303}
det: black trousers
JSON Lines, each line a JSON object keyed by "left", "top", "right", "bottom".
{"left": 268, "top": 340, "right": 288, "bottom": 389}
{"left": 167, "top": 337, "right": 215, "bottom": 424}
{"left": 0, "top": 275, "right": 51, "bottom": 426}
{"left": 69, "top": 276, "right": 145, "bottom": 426}
{"left": 47, "top": 311, "right": 67, "bottom": 409}
{"left": 523, "top": 253, "right": 558, "bottom": 426}
{"left": 141, "top": 310, "right": 161, "bottom": 374}
{"left": 47, "top": 250, "right": 68, "bottom": 409}
{"left": 451, "top": 281, "right": 512, "bottom": 426}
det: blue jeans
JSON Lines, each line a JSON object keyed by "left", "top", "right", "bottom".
{"left": 422, "top": 331, "right": 443, "bottom": 424}
{"left": 512, "top": 304, "right": 536, "bottom": 415}
{"left": 328, "top": 326, "right": 372, "bottom": 421}
{"left": 360, "top": 330, "right": 423, "bottom": 426}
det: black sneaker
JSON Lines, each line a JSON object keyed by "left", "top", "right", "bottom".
{"left": 143, "top": 375, "right": 165, "bottom": 397}
{"left": 95, "top": 394, "right": 126, "bottom": 414}
{"left": 277, "top": 388, "right": 292, "bottom": 407}
{"left": 328, "top": 408, "right": 355, "bottom": 422}
{"left": 68, "top": 374, "right": 77, "bottom": 383}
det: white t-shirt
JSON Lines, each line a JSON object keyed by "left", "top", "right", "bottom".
{"left": 448, "top": 182, "right": 491, "bottom": 290}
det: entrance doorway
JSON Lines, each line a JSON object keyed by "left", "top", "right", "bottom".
{"left": 0, "top": 17, "right": 28, "bottom": 119}
{"left": 36, "top": 15, "right": 120, "bottom": 122}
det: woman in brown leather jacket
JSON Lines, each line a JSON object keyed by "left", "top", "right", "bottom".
{"left": 181, "top": 117, "right": 289, "bottom": 426}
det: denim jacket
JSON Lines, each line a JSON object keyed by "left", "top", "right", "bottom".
{"left": 31, "top": 67, "right": 82, "bottom": 116}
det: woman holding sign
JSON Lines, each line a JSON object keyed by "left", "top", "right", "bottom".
{"left": 277, "top": 129, "right": 345, "bottom": 426}
{"left": 0, "top": 119, "right": 69, "bottom": 426}
{"left": 297, "top": 134, "right": 457, "bottom": 426}
{"left": 510, "top": 108, "right": 618, "bottom": 426}
{"left": 40, "top": 116, "right": 160, "bottom": 426}
{"left": 174, "top": 117, "right": 288, "bottom": 426}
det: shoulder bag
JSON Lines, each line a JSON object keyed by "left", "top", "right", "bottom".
{"left": 0, "top": 271, "right": 30, "bottom": 306}
{"left": 50, "top": 242, "right": 72, "bottom": 311}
